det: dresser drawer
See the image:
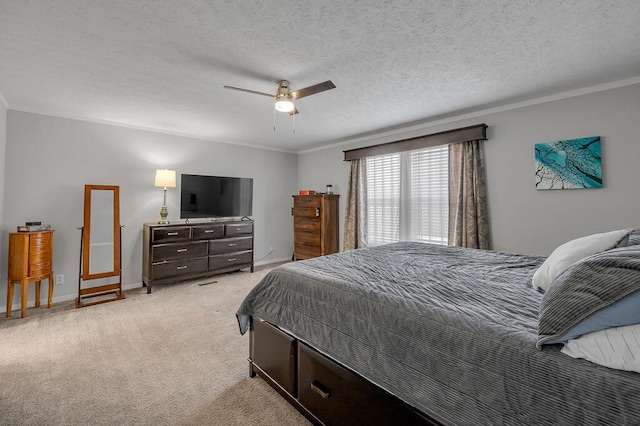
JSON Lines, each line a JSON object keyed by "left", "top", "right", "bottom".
{"left": 294, "top": 217, "right": 320, "bottom": 233}
{"left": 292, "top": 207, "right": 321, "bottom": 218}
{"left": 152, "top": 226, "right": 191, "bottom": 243}
{"left": 151, "top": 257, "right": 208, "bottom": 280}
{"left": 209, "top": 237, "right": 253, "bottom": 255}
{"left": 192, "top": 224, "right": 224, "bottom": 240}
{"left": 29, "top": 232, "right": 52, "bottom": 250}
{"left": 208, "top": 250, "right": 252, "bottom": 270}
{"left": 294, "top": 242, "right": 321, "bottom": 260}
{"left": 225, "top": 222, "right": 253, "bottom": 237}
{"left": 29, "top": 249, "right": 51, "bottom": 265}
{"left": 294, "top": 231, "right": 320, "bottom": 245}
{"left": 294, "top": 196, "right": 322, "bottom": 208}
{"left": 29, "top": 262, "right": 51, "bottom": 278}
{"left": 298, "top": 342, "right": 426, "bottom": 426}
{"left": 152, "top": 241, "right": 208, "bottom": 262}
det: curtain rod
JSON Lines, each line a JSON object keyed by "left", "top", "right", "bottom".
{"left": 343, "top": 123, "right": 488, "bottom": 161}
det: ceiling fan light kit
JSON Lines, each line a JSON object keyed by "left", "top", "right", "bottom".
{"left": 274, "top": 95, "right": 295, "bottom": 113}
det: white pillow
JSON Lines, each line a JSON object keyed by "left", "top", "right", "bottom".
{"left": 561, "top": 324, "right": 640, "bottom": 374}
{"left": 532, "top": 229, "right": 631, "bottom": 292}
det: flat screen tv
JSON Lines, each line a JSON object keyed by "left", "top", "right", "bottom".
{"left": 180, "top": 174, "right": 253, "bottom": 219}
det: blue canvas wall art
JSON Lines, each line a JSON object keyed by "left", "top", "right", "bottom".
{"left": 535, "top": 136, "right": 602, "bottom": 190}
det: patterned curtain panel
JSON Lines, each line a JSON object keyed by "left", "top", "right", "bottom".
{"left": 344, "top": 158, "right": 368, "bottom": 250}
{"left": 448, "top": 140, "right": 491, "bottom": 249}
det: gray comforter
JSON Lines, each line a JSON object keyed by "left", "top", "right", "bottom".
{"left": 236, "top": 242, "right": 640, "bottom": 426}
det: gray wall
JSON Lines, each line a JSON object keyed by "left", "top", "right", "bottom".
{"left": 2, "top": 111, "right": 297, "bottom": 310}
{"left": 298, "top": 83, "right": 640, "bottom": 256}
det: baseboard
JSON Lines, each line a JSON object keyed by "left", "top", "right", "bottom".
{"left": 1, "top": 281, "right": 143, "bottom": 315}
{"left": 1, "top": 259, "right": 291, "bottom": 315}
{"left": 255, "top": 257, "right": 291, "bottom": 267}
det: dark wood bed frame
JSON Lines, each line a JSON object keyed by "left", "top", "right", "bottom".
{"left": 248, "top": 317, "right": 442, "bottom": 426}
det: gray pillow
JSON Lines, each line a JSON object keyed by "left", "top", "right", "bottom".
{"left": 537, "top": 245, "right": 640, "bottom": 349}
{"left": 627, "top": 229, "right": 640, "bottom": 246}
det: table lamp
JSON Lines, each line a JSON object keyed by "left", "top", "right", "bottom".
{"left": 154, "top": 169, "right": 176, "bottom": 224}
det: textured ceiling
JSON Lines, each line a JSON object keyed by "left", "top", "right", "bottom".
{"left": 1, "top": 1, "right": 639, "bottom": 152}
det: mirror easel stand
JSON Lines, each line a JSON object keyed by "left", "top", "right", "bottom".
{"left": 76, "top": 225, "right": 125, "bottom": 308}
{"left": 76, "top": 184, "right": 125, "bottom": 309}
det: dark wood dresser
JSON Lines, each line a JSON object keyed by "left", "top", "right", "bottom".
{"left": 142, "top": 220, "right": 253, "bottom": 293}
{"left": 292, "top": 194, "right": 339, "bottom": 261}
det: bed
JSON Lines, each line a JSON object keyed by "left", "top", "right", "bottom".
{"left": 236, "top": 241, "right": 640, "bottom": 425}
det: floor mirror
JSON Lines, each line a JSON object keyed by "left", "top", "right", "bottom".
{"left": 77, "top": 184, "right": 124, "bottom": 308}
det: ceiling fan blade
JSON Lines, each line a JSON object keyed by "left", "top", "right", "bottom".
{"left": 289, "top": 107, "right": 299, "bottom": 116}
{"left": 290, "top": 80, "right": 336, "bottom": 100}
{"left": 223, "top": 86, "right": 274, "bottom": 98}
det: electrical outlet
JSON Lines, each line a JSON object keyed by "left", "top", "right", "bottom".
{"left": 55, "top": 274, "right": 64, "bottom": 285}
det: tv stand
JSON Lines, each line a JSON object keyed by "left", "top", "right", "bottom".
{"left": 142, "top": 219, "right": 254, "bottom": 293}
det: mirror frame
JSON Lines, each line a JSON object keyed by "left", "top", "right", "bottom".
{"left": 82, "top": 185, "right": 121, "bottom": 280}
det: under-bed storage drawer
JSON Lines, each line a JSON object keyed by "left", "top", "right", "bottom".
{"left": 298, "top": 342, "right": 428, "bottom": 426}
{"left": 252, "top": 320, "right": 297, "bottom": 396}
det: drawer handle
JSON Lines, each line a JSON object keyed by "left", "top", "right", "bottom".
{"left": 176, "top": 265, "right": 188, "bottom": 270}
{"left": 204, "top": 230, "right": 214, "bottom": 233}
{"left": 236, "top": 227, "right": 242, "bottom": 231}
{"left": 167, "top": 232, "right": 179, "bottom": 236}
{"left": 176, "top": 248, "right": 188, "bottom": 253}
{"left": 315, "top": 207, "right": 320, "bottom": 217}
{"left": 310, "top": 381, "right": 331, "bottom": 399}
{"left": 227, "top": 258, "right": 236, "bottom": 262}
{"left": 228, "top": 243, "right": 237, "bottom": 247}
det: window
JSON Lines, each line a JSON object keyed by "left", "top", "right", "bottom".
{"left": 366, "top": 146, "right": 448, "bottom": 246}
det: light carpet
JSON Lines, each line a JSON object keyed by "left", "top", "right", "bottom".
{"left": 0, "top": 266, "right": 310, "bottom": 425}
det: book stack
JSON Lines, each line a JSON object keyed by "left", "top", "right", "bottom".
{"left": 17, "top": 221, "right": 51, "bottom": 232}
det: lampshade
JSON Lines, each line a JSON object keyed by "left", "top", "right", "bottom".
{"left": 154, "top": 169, "right": 176, "bottom": 188}
{"left": 275, "top": 96, "right": 295, "bottom": 113}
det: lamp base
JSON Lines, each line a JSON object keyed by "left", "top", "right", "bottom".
{"left": 158, "top": 205, "right": 169, "bottom": 224}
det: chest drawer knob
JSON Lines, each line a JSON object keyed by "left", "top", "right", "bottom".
{"left": 310, "top": 381, "right": 331, "bottom": 399}
{"left": 167, "top": 232, "right": 179, "bottom": 236}
{"left": 176, "top": 248, "right": 188, "bottom": 253}
{"left": 228, "top": 257, "right": 237, "bottom": 262}
{"left": 204, "top": 229, "right": 214, "bottom": 233}
{"left": 176, "top": 265, "right": 188, "bottom": 270}
{"left": 228, "top": 243, "right": 237, "bottom": 247}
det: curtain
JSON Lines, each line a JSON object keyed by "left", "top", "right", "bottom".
{"left": 344, "top": 158, "right": 368, "bottom": 250}
{"left": 448, "top": 140, "right": 490, "bottom": 249}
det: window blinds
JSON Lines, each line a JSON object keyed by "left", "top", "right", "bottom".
{"left": 366, "top": 146, "right": 448, "bottom": 246}
{"left": 410, "top": 147, "right": 449, "bottom": 244}
{"left": 366, "top": 153, "right": 401, "bottom": 246}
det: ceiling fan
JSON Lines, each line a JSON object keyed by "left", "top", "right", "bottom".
{"left": 223, "top": 80, "right": 336, "bottom": 115}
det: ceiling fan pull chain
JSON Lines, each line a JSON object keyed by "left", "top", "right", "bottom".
{"left": 292, "top": 113, "right": 295, "bottom": 134}
{"left": 273, "top": 106, "right": 276, "bottom": 131}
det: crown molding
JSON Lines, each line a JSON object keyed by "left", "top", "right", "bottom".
{"left": 297, "top": 75, "right": 640, "bottom": 155}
